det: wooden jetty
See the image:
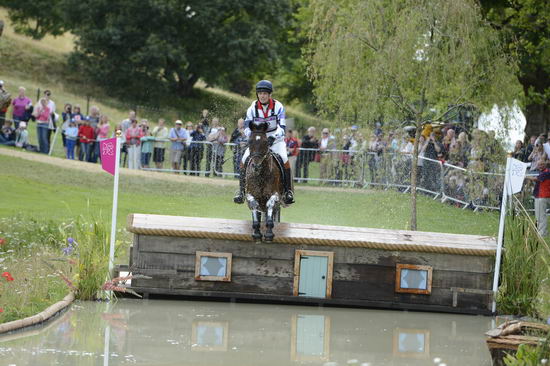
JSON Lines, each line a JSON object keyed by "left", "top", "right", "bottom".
{"left": 125, "top": 214, "right": 497, "bottom": 315}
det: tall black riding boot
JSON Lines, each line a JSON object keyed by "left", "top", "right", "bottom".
{"left": 233, "top": 165, "right": 246, "bottom": 204}
{"left": 283, "top": 167, "right": 295, "bottom": 204}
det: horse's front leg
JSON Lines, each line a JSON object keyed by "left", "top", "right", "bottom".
{"left": 264, "top": 194, "right": 279, "bottom": 242}
{"left": 247, "top": 194, "right": 262, "bottom": 241}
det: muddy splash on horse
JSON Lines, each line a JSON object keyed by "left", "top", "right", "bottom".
{"left": 245, "top": 122, "right": 285, "bottom": 241}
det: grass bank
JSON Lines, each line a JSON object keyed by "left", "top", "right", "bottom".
{"left": 0, "top": 151, "right": 499, "bottom": 236}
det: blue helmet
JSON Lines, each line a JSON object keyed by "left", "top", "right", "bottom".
{"left": 256, "top": 80, "right": 273, "bottom": 93}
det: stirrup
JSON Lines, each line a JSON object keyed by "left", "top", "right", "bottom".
{"left": 234, "top": 191, "right": 245, "bottom": 204}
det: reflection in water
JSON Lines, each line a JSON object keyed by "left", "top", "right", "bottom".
{"left": 0, "top": 299, "right": 492, "bottom": 365}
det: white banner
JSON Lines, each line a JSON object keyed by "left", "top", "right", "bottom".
{"left": 508, "top": 158, "right": 528, "bottom": 194}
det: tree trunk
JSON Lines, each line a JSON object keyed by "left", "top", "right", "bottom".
{"left": 520, "top": 67, "right": 549, "bottom": 138}
{"left": 409, "top": 121, "right": 423, "bottom": 231}
{"left": 524, "top": 102, "right": 550, "bottom": 138}
{"left": 175, "top": 72, "right": 199, "bottom": 97}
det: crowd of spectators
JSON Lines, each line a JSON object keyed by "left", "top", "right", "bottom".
{"left": 2, "top": 82, "right": 543, "bottom": 208}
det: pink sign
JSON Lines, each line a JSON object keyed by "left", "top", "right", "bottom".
{"left": 100, "top": 138, "right": 117, "bottom": 176}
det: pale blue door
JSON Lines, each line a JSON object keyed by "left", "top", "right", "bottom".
{"left": 298, "top": 255, "right": 328, "bottom": 298}
{"left": 296, "top": 315, "right": 326, "bottom": 357}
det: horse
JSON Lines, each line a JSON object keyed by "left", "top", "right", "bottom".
{"left": 245, "top": 121, "right": 284, "bottom": 242}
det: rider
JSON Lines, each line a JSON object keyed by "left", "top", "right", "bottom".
{"left": 233, "top": 80, "right": 295, "bottom": 205}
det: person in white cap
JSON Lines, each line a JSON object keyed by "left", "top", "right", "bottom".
{"left": 319, "top": 127, "right": 337, "bottom": 182}
{"left": 169, "top": 120, "right": 188, "bottom": 172}
{"left": 15, "top": 121, "right": 29, "bottom": 148}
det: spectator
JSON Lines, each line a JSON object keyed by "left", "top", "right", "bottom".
{"left": 190, "top": 124, "right": 206, "bottom": 175}
{"left": 296, "top": 126, "right": 318, "bottom": 182}
{"left": 87, "top": 106, "right": 101, "bottom": 163}
{"left": 448, "top": 131, "right": 470, "bottom": 167}
{"left": 512, "top": 140, "right": 527, "bottom": 162}
{"left": 527, "top": 160, "right": 550, "bottom": 237}
{"left": 285, "top": 128, "right": 299, "bottom": 177}
{"left": 442, "top": 128, "right": 456, "bottom": 158}
{"left": 78, "top": 119, "right": 95, "bottom": 162}
{"left": 230, "top": 118, "right": 245, "bottom": 175}
{"left": 319, "top": 128, "right": 337, "bottom": 182}
{"left": 125, "top": 119, "right": 143, "bottom": 169}
{"left": 182, "top": 121, "right": 194, "bottom": 174}
{"left": 72, "top": 105, "right": 84, "bottom": 121}
{"left": 152, "top": 118, "right": 169, "bottom": 169}
{"left": 525, "top": 135, "right": 537, "bottom": 158}
{"left": 199, "top": 109, "right": 210, "bottom": 134}
{"left": 96, "top": 115, "right": 110, "bottom": 162}
{"left": 32, "top": 98, "right": 51, "bottom": 154}
{"left": 367, "top": 133, "right": 386, "bottom": 183}
{"left": 0, "top": 81, "right": 10, "bottom": 125}
{"left": 42, "top": 90, "right": 57, "bottom": 150}
{"left": 120, "top": 110, "right": 137, "bottom": 167}
{"left": 72, "top": 106, "right": 85, "bottom": 160}
{"left": 528, "top": 138, "right": 546, "bottom": 173}
{"left": 65, "top": 121, "right": 78, "bottom": 159}
{"left": 121, "top": 110, "right": 137, "bottom": 133}
{"left": 421, "top": 131, "right": 443, "bottom": 192}
{"left": 61, "top": 103, "right": 72, "bottom": 155}
{"left": 11, "top": 86, "right": 32, "bottom": 128}
{"left": 205, "top": 117, "right": 220, "bottom": 176}
{"left": 210, "top": 126, "right": 228, "bottom": 175}
{"left": 14, "top": 122, "right": 30, "bottom": 149}
{"left": 140, "top": 121, "right": 154, "bottom": 169}
{"left": 0, "top": 120, "right": 15, "bottom": 145}
{"left": 169, "top": 120, "right": 188, "bottom": 172}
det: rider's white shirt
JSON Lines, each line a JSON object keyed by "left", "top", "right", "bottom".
{"left": 243, "top": 99, "right": 286, "bottom": 140}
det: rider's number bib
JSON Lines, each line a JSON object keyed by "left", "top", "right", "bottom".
{"left": 253, "top": 116, "right": 278, "bottom": 132}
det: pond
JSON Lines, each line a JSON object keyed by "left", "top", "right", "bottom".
{"left": 0, "top": 299, "right": 493, "bottom": 365}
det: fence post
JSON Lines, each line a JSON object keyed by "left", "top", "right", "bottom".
{"left": 36, "top": 88, "right": 40, "bottom": 102}
{"left": 439, "top": 160, "right": 445, "bottom": 201}
{"left": 86, "top": 95, "right": 91, "bottom": 115}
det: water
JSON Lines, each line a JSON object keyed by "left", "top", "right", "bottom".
{"left": 0, "top": 299, "right": 492, "bottom": 365}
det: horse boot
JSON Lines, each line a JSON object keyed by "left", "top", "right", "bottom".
{"left": 282, "top": 163, "right": 295, "bottom": 204}
{"left": 233, "top": 164, "right": 246, "bottom": 204}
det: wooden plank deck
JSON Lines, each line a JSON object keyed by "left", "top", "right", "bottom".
{"left": 127, "top": 214, "right": 496, "bottom": 256}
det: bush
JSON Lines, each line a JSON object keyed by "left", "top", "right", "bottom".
{"left": 498, "top": 199, "right": 550, "bottom": 317}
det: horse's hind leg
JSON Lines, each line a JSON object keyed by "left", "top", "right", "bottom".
{"left": 264, "top": 194, "right": 279, "bottom": 242}
{"left": 251, "top": 210, "right": 262, "bottom": 242}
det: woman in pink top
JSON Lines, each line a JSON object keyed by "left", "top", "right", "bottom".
{"left": 97, "top": 115, "right": 110, "bottom": 140}
{"left": 125, "top": 119, "right": 143, "bottom": 169}
{"left": 11, "top": 87, "right": 32, "bottom": 128}
{"left": 33, "top": 98, "right": 51, "bottom": 154}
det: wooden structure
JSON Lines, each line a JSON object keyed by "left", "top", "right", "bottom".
{"left": 486, "top": 321, "right": 550, "bottom": 365}
{"left": 126, "top": 214, "right": 497, "bottom": 315}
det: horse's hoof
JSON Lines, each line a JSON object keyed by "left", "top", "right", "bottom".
{"left": 264, "top": 234, "right": 274, "bottom": 242}
{"left": 252, "top": 233, "right": 262, "bottom": 242}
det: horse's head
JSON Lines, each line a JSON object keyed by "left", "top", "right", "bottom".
{"left": 248, "top": 131, "right": 269, "bottom": 174}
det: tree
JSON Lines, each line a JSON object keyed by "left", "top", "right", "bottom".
{"left": 1, "top": 0, "right": 65, "bottom": 39}
{"left": 308, "top": 0, "right": 520, "bottom": 230}
{"left": 480, "top": 0, "right": 550, "bottom": 137}
{"left": 2, "top": 0, "right": 292, "bottom": 99}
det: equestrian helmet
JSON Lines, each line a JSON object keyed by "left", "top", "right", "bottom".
{"left": 256, "top": 80, "right": 273, "bottom": 94}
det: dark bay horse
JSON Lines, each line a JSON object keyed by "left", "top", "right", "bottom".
{"left": 245, "top": 123, "right": 284, "bottom": 241}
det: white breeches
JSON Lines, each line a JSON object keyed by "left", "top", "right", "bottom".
{"left": 242, "top": 139, "right": 288, "bottom": 164}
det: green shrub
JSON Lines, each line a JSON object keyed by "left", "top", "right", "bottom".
{"left": 498, "top": 199, "right": 550, "bottom": 317}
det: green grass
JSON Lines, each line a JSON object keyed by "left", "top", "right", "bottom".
{"left": 0, "top": 153, "right": 498, "bottom": 236}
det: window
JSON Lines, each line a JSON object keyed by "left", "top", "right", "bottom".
{"left": 191, "top": 321, "right": 229, "bottom": 351}
{"left": 392, "top": 328, "right": 430, "bottom": 359}
{"left": 395, "top": 264, "right": 432, "bottom": 295}
{"left": 195, "top": 252, "right": 232, "bottom": 282}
